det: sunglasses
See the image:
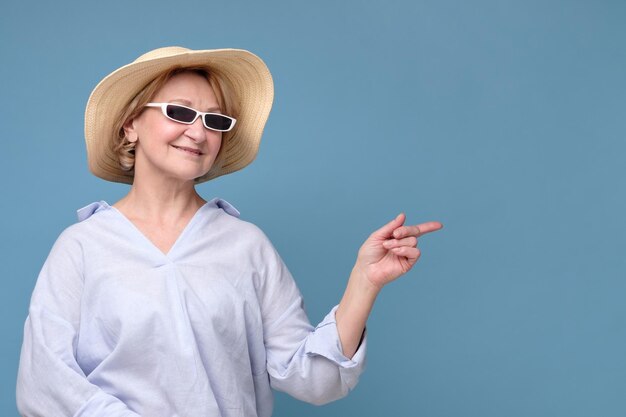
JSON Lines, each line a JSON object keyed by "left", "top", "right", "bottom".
{"left": 145, "top": 103, "right": 237, "bottom": 132}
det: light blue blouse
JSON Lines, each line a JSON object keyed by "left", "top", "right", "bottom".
{"left": 17, "top": 198, "right": 366, "bottom": 417}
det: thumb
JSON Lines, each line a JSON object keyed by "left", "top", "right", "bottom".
{"left": 371, "top": 213, "right": 405, "bottom": 239}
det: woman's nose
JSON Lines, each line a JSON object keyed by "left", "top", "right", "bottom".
{"left": 185, "top": 117, "right": 208, "bottom": 142}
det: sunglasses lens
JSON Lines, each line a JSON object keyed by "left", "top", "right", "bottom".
{"left": 204, "top": 114, "right": 234, "bottom": 131}
{"left": 166, "top": 105, "right": 197, "bottom": 123}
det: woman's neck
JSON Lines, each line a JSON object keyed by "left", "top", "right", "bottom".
{"left": 113, "top": 175, "right": 206, "bottom": 224}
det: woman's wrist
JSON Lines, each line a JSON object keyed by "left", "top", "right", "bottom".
{"left": 349, "top": 263, "right": 384, "bottom": 297}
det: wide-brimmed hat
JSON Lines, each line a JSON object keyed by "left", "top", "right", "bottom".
{"left": 84, "top": 46, "right": 274, "bottom": 184}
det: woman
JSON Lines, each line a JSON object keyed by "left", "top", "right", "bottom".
{"left": 16, "top": 47, "right": 442, "bottom": 417}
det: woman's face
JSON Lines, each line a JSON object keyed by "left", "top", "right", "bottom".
{"left": 125, "top": 72, "right": 223, "bottom": 184}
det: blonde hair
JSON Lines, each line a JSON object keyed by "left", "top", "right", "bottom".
{"left": 112, "top": 67, "right": 240, "bottom": 177}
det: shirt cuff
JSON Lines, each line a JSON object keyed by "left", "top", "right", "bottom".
{"left": 305, "top": 305, "right": 367, "bottom": 386}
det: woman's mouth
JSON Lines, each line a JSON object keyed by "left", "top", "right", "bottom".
{"left": 172, "top": 145, "right": 203, "bottom": 156}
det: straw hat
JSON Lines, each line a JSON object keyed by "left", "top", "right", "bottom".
{"left": 84, "top": 46, "right": 274, "bottom": 184}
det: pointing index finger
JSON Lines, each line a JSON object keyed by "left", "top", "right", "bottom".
{"left": 393, "top": 221, "right": 443, "bottom": 239}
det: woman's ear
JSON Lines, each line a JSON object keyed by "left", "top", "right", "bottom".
{"left": 123, "top": 118, "right": 139, "bottom": 143}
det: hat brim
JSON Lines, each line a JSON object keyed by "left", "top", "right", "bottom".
{"left": 84, "top": 47, "right": 274, "bottom": 184}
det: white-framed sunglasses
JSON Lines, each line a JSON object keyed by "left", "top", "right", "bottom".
{"left": 145, "top": 103, "right": 237, "bottom": 132}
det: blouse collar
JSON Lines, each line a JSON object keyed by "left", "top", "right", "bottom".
{"left": 76, "top": 198, "right": 240, "bottom": 222}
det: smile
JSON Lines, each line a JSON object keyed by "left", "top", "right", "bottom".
{"left": 172, "top": 145, "right": 203, "bottom": 156}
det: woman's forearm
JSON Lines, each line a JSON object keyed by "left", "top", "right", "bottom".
{"left": 335, "top": 265, "right": 381, "bottom": 359}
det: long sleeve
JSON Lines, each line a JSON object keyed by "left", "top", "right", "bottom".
{"left": 16, "top": 229, "right": 139, "bottom": 417}
{"left": 255, "top": 234, "right": 367, "bottom": 406}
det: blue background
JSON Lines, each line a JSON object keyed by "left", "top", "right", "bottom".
{"left": 2, "top": 0, "right": 625, "bottom": 416}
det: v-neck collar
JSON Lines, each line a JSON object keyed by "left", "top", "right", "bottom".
{"left": 113, "top": 201, "right": 211, "bottom": 259}
{"left": 76, "top": 198, "right": 240, "bottom": 259}
{"left": 95, "top": 201, "right": 211, "bottom": 259}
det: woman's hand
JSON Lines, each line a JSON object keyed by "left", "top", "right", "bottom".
{"left": 354, "top": 213, "right": 443, "bottom": 291}
{"left": 336, "top": 213, "right": 442, "bottom": 358}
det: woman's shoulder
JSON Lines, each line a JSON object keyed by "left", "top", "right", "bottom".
{"left": 63, "top": 200, "right": 116, "bottom": 234}
{"left": 200, "top": 198, "right": 277, "bottom": 249}
{"left": 47, "top": 201, "right": 116, "bottom": 249}
{"left": 204, "top": 198, "right": 268, "bottom": 235}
